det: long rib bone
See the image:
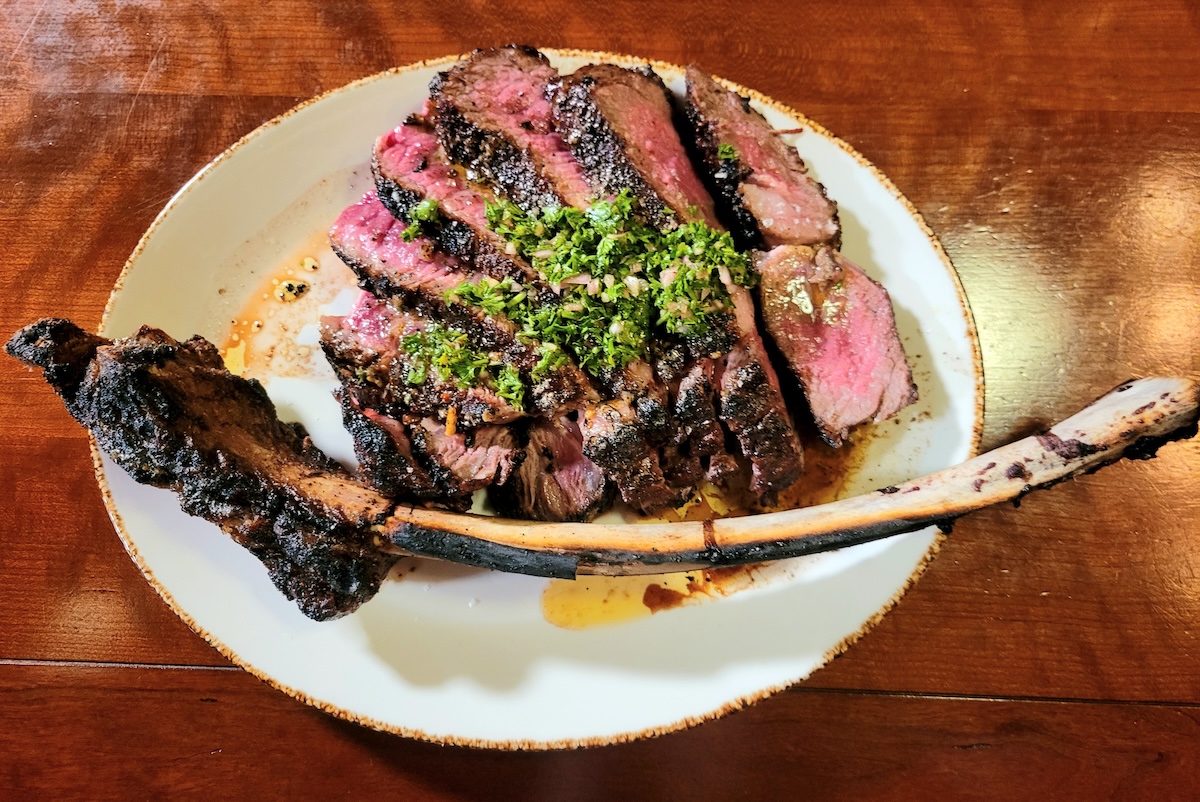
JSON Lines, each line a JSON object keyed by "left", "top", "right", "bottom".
{"left": 381, "top": 376, "right": 1199, "bottom": 576}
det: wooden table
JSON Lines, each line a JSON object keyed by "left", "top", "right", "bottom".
{"left": 3, "top": 2, "right": 1199, "bottom": 797}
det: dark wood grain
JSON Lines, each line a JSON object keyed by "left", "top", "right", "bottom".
{"left": 2, "top": 0, "right": 1199, "bottom": 796}
{"left": 2, "top": 664, "right": 1199, "bottom": 800}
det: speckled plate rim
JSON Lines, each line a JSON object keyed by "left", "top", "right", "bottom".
{"left": 92, "top": 48, "right": 985, "bottom": 750}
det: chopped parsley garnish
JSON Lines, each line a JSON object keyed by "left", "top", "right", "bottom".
{"left": 400, "top": 324, "right": 525, "bottom": 410}
{"left": 717, "top": 143, "right": 739, "bottom": 161}
{"left": 400, "top": 198, "right": 441, "bottom": 242}
{"left": 495, "top": 364, "right": 525, "bottom": 410}
{"left": 457, "top": 190, "right": 754, "bottom": 378}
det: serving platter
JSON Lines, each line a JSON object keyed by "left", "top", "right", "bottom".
{"left": 97, "top": 49, "right": 982, "bottom": 748}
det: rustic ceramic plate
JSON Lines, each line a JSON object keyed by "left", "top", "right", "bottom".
{"left": 97, "top": 50, "right": 982, "bottom": 748}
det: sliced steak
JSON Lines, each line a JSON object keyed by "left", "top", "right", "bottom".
{"left": 329, "top": 194, "right": 593, "bottom": 414}
{"left": 410, "top": 419, "right": 519, "bottom": 495}
{"left": 6, "top": 319, "right": 397, "bottom": 620}
{"left": 372, "top": 117, "right": 550, "bottom": 292}
{"left": 579, "top": 398, "right": 681, "bottom": 513}
{"left": 718, "top": 334, "right": 806, "bottom": 506}
{"left": 712, "top": 282, "right": 806, "bottom": 505}
{"left": 674, "top": 358, "right": 727, "bottom": 459}
{"left": 548, "top": 63, "right": 803, "bottom": 500}
{"left": 551, "top": 64, "right": 720, "bottom": 229}
{"left": 335, "top": 388, "right": 468, "bottom": 508}
{"left": 431, "top": 45, "right": 594, "bottom": 214}
{"left": 321, "top": 291, "right": 524, "bottom": 431}
{"left": 683, "top": 66, "right": 840, "bottom": 250}
{"left": 756, "top": 244, "right": 918, "bottom": 445}
{"left": 489, "top": 415, "right": 614, "bottom": 522}
{"left": 330, "top": 193, "right": 503, "bottom": 345}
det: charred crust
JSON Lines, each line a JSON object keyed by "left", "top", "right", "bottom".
{"left": 682, "top": 67, "right": 842, "bottom": 250}
{"left": 551, "top": 65, "right": 678, "bottom": 229}
{"left": 9, "top": 320, "right": 399, "bottom": 620}
{"left": 388, "top": 521, "right": 580, "bottom": 578}
{"left": 680, "top": 85, "right": 762, "bottom": 250}
{"left": 431, "top": 47, "right": 565, "bottom": 214}
{"left": 1123, "top": 417, "right": 1199, "bottom": 461}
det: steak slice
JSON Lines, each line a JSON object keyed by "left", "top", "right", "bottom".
{"left": 6, "top": 319, "right": 397, "bottom": 621}
{"left": 683, "top": 65, "right": 840, "bottom": 250}
{"left": 715, "top": 285, "right": 807, "bottom": 506}
{"left": 335, "top": 388, "right": 465, "bottom": 507}
{"left": 431, "top": 45, "right": 594, "bottom": 214}
{"left": 551, "top": 64, "right": 720, "bottom": 229}
{"left": 329, "top": 193, "right": 593, "bottom": 414}
{"left": 757, "top": 244, "right": 918, "bottom": 445}
{"left": 330, "top": 193, "right": 503, "bottom": 345}
{"left": 410, "top": 419, "right": 520, "bottom": 495}
{"left": 489, "top": 414, "right": 614, "bottom": 522}
{"left": 372, "top": 117, "right": 550, "bottom": 292}
{"left": 579, "top": 398, "right": 682, "bottom": 513}
{"left": 321, "top": 291, "right": 524, "bottom": 431}
{"left": 674, "top": 358, "right": 727, "bottom": 459}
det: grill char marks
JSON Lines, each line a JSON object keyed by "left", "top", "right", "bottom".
{"left": 756, "top": 244, "right": 918, "bottom": 445}
{"left": 551, "top": 64, "right": 720, "bottom": 229}
{"left": 489, "top": 415, "right": 614, "bottom": 522}
{"left": 713, "top": 285, "right": 806, "bottom": 505}
{"left": 580, "top": 399, "right": 683, "bottom": 514}
{"left": 674, "top": 359, "right": 727, "bottom": 460}
{"left": 5, "top": 319, "right": 397, "bottom": 621}
{"left": 431, "top": 45, "right": 594, "bottom": 214}
{"left": 321, "top": 292, "right": 523, "bottom": 431}
{"left": 683, "top": 66, "right": 841, "bottom": 250}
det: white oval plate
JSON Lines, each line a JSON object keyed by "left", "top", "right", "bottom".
{"left": 98, "top": 50, "right": 982, "bottom": 748}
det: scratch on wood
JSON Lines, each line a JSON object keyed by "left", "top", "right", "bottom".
{"left": 5, "top": 0, "right": 49, "bottom": 69}
{"left": 121, "top": 34, "right": 169, "bottom": 139}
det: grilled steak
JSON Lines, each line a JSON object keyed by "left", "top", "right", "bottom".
{"left": 335, "top": 388, "right": 463, "bottom": 507}
{"left": 683, "top": 66, "right": 840, "bottom": 250}
{"left": 329, "top": 193, "right": 593, "bottom": 414}
{"left": 683, "top": 65, "right": 914, "bottom": 443}
{"left": 330, "top": 192, "right": 504, "bottom": 345}
{"left": 551, "top": 64, "right": 720, "bottom": 229}
{"left": 372, "top": 116, "right": 551, "bottom": 292}
{"left": 431, "top": 45, "right": 594, "bottom": 214}
{"left": 6, "top": 319, "right": 398, "bottom": 620}
{"left": 321, "top": 292, "right": 524, "bottom": 431}
{"left": 489, "top": 414, "right": 614, "bottom": 521}
{"left": 712, "top": 283, "right": 806, "bottom": 504}
{"left": 410, "top": 419, "right": 519, "bottom": 495}
{"left": 547, "top": 61, "right": 805, "bottom": 503}
{"left": 579, "top": 399, "right": 683, "bottom": 513}
{"left": 674, "top": 359, "right": 727, "bottom": 460}
{"left": 757, "top": 244, "right": 918, "bottom": 445}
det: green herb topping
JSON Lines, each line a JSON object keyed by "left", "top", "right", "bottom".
{"left": 717, "top": 143, "right": 739, "bottom": 161}
{"left": 400, "top": 324, "right": 525, "bottom": 410}
{"left": 445, "top": 190, "right": 754, "bottom": 379}
{"left": 400, "top": 198, "right": 441, "bottom": 242}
